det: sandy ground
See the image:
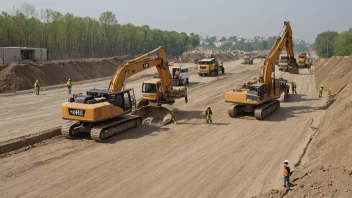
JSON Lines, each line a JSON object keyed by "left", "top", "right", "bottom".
{"left": 0, "top": 60, "right": 326, "bottom": 198}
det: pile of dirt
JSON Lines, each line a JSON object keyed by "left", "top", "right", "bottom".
{"left": 179, "top": 51, "right": 238, "bottom": 63}
{"left": 253, "top": 166, "right": 352, "bottom": 198}
{"left": 255, "top": 55, "right": 352, "bottom": 197}
{"left": 310, "top": 56, "right": 352, "bottom": 168}
{"left": 0, "top": 55, "right": 133, "bottom": 93}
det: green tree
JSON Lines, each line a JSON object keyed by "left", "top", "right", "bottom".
{"left": 293, "top": 39, "right": 309, "bottom": 52}
{"left": 219, "top": 36, "right": 227, "bottom": 42}
{"left": 228, "top": 36, "right": 237, "bottom": 42}
{"left": 0, "top": 3, "right": 199, "bottom": 59}
{"left": 315, "top": 31, "right": 339, "bottom": 58}
{"left": 333, "top": 28, "right": 352, "bottom": 56}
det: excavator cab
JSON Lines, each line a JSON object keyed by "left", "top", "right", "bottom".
{"left": 141, "top": 79, "right": 162, "bottom": 103}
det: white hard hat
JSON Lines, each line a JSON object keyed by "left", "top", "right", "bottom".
{"left": 321, "top": 85, "right": 323, "bottom": 87}
{"left": 284, "top": 160, "right": 289, "bottom": 163}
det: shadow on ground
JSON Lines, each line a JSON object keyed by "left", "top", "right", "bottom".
{"left": 229, "top": 103, "right": 327, "bottom": 122}
{"left": 175, "top": 110, "right": 230, "bottom": 126}
{"left": 285, "top": 94, "right": 321, "bottom": 103}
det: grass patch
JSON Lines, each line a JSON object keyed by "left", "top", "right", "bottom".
{"left": 0, "top": 64, "right": 9, "bottom": 71}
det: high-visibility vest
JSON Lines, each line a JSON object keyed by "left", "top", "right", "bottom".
{"left": 283, "top": 166, "right": 289, "bottom": 176}
{"left": 67, "top": 81, "right": 72, "bottom": 87}
{"left": 206, "top": 108, "right": 213, "bottom": 115}
{"left": 34, "top": 82, "right": 40, "bottom": 87}
{"left": 319, "top": 87, "right": 323, "bottom": 93}
{"left": 328, "top": 90, "right": 332, "bottom": 95}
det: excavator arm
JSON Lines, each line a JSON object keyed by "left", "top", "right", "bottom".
{"left": 262, "top": 21, "right": 296, "bottom": 84}
{"left": 109, "top": 46, "right": 173, "bottom": 94}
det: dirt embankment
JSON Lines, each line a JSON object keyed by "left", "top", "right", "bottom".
{"left": 179, "top": 52, "right": 238, "bottom": 63}
{"left": 0, "top": 55, "right": 133, "bottom": 93}
{"left": 254, "top": 56, "right": 352, "bottom": 198}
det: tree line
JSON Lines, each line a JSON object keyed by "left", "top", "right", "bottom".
{"left": 0, "top": 2, "right": 200, "bottom": 60}
{"left": 315, "top": 29, "right": 352, "bottom": 58}
{"left": 202, "top": 36, "right": 311, "bottom": 52}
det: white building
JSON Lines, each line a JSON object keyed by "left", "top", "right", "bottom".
{"left": 0, "top": 47, "right": 48, "bottom": 64}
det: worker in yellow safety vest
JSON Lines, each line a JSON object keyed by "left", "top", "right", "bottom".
{"left": 34, "top": 80, "right": 40, "bottom": 95}
{"left": 319, "top": 85, "right": 324, "bottom": 98}
{"left": 205, "top": 106, "right": 213, "bottom": 124}
{"left": 67, "top": 79, "right": 72, "bottom": 94}
{"left": 293, "top": 82, "right": 297, "bottom": 94}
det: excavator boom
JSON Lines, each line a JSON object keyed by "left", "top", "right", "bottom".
{"left": 61, "top": 46, "right": 187, "bottom": 141}
{"left": 262, "top": 21, "right": 295, "bottom": 84}
{"left": 109, "top": 47, "right": 172, "bottom": 94}
{"left": 225, "top": 21, "right": 293, "bottom": 120}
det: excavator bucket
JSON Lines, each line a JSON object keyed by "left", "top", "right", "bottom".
{"left": 288, "top": 67, "right": 310, "bottom": 75}
{"left": 132, "top": 104, "right": 178, "bottom": 126}
{"left": 288, "top": 63, "right": 311, "bottom": 75}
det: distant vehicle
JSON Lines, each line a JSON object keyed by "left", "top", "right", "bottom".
{"left": 242, "top": 54, "right": 254, "bottom": 64}
{"left": 297, "top": 52, "right": 311, "bottom": 68}
{"left": 198, "top": 58, "right": 219, "bottom": 76}
{"left": 278, "top": 54, "right": 288, "bottom": 71}
{"left": 169, "top": 65, "right": 189, "bottom": 86}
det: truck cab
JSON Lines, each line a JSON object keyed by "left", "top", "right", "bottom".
{"left": 198, "top": 58, "right": 219, "bottom": 76}
{"left": 169, "top": 65, "right": 189, "bottom": 86}
{"left": 278, "top": 55, "right": 288, "bottom": 71}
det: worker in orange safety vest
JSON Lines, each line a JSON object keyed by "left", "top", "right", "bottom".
{"left": 328, "top": 88, "right": 332, "bottom": 101}
{"left": 283, "top": 160, "right": 291, "bottom": 188}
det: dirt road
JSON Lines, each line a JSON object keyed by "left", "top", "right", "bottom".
{"left": 0, "top": 60, "right": 246, "bottom": 142}
{"left": 0, "top": 60, "right": 326, "bottom": 197}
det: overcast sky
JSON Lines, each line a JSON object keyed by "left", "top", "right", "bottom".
{"left": 1, "top": 0, "right": 352, "bottom": 43}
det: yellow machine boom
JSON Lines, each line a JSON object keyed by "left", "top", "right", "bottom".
{"left": 61, "top": 46, "right": 187, "bottom": 141}
{"left": 225, "top": 21, "right": 295, "bottom": 120}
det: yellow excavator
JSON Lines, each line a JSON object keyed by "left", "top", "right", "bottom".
{"left": 225, "top": 21, "right": 296, "bottom": 120}
{"left": 61, "top": 46, "right": 187, "bottom": 141}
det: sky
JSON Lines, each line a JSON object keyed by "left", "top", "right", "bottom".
{"left": 1, "top": 0, "right": 352, "bottom": 43}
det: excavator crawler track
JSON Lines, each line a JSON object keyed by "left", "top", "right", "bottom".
{"left": 90, "top": 115, "right": 142, "bottom": 142}
{"left": 227, "top": 105, "right": 243, "bottom": 118}
{"left": 254, "top": 100, "right": 280, "bottom": 120}
{"left": 61, "top": 121, "right": 81, "bottom": 139}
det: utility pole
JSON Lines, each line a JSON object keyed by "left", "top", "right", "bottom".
{"left": 326, "top": 39, "right": 329, "bottom": 58}
{"left": 91, "top": 31, "right": 94, "bottom": 57}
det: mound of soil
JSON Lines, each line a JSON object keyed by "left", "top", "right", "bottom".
{"left": 254, "top": 166, "right": 352, "bottom": 198}
{"left": 310, "top": 56, "right": 352, "bottom": 168}
{"left": 254, "top": 55, "right": 352, "bottom": 197}
{"left": 0, "top": 55, "right": 133, "bottom": 93}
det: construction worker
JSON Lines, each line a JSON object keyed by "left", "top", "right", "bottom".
{"left": 293, "top": 82, "right": 297, "bottom": 94}
{"left": 34, "top": 80, "right": 40, "bottom": 95}
{"left": 205, "top": 106, "right": 213, "bottom": 124}
{"left": 319, "top": 85, "right": 324, "bottom": 98}
{"left": 219, "top": 61, "right": 224, "bottom": 74}
{"left": 328, "top": 88, "right": 332, "bottom": 101}
{"left": 291, "top": 82, "right": 294, "bottom": 94}
{"left": 67, "top": 79, "right": 72, "bottom": 94}
{"left": 283, "top": 160, "right": 291, "bottom": 188}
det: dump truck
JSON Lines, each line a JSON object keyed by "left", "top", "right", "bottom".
{"left": 297, "top": 52, "right": 311, "bottom": 68}
{"left": 242, "top": 54, "right": 254, "bottom": 64}
{"left": 197, "top": 58, "right": 219, "bottom": 76}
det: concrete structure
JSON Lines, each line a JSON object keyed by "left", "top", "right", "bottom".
{"left": 0, "top": 47, "right": 48, "bottom": 64}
